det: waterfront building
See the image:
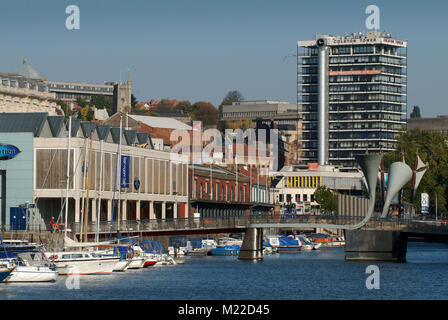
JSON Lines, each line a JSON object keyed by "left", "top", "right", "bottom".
{"left": 271, "top": 165, "right": 366, "bottom": 215}
{"left": 0, "top": 59, "right": 59, "bottom": 115}
{"left": 298, "top": 31, "right": 407, "bottom": 167}
{"left": 0, "top": 112, "right": 189, "bottom": 232}
{"left": 188, "top": 164, "right": 273, "bottom": 218}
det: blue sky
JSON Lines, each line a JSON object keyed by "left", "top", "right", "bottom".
{"left": 1, "top": 0, "right": 447, "bottom": 117}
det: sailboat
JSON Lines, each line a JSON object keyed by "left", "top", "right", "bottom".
{"left": 0, "top": 236, "right": 58, "bottom": 282}
{"left": 45, "top": 117, "right": 120, "bottom": 275}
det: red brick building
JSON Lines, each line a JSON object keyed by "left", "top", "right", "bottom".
{"left": 188, "top": 164, "right": 252, "bottom": 218}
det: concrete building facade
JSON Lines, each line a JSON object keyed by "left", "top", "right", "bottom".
{"left": 0, "top": 59, "right": 58, "bottom": 115}
{"left": 0, "top": 113, "right": 189, "bottom": 233}
{"left": 298, "top": 31, "right": 407, "bottom": 167}
{"left": 271, "top": 165, "right": 364, "bottom": 214}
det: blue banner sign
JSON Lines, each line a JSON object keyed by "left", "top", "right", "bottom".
{"left": 120, "top": 155, "right": 130, "bottom": 188}
{"left": 0, "top": 144, "right": 21, "bottom": 160}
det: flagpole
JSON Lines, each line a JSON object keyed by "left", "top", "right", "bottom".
{"left": 117, "top": 116, "right": 122, "bottom": 231}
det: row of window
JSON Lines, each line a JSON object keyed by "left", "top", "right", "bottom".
{"left": 285, "top": 176, "right": 321, "bottom": 188}
{"left": 326, "top": 74, "right": 405, "bottom": 84}
{"left": 328, "top": 65, "right": 404, "bottom": 75}
{"left": 329, "top": 84, "right": 405, "bottom": 94}
{"left": 50, "top": 83, "right": 113, "bottom": 93}
{"left": 329, "top": 93, "right": 405, "bottom": 103}
{"left": 303, "top": 121, "right": 403, "bottom": 131}
{"left": 279, "top": 193, "right": 314, "bottom": 203}
{"left": 301, "top": 103, "right": 404, "bottom": 113}
{"left": 192, "top": 179, "right": 249, "bottom": 203}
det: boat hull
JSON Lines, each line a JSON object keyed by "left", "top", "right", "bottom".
{"left": 143, "top": 259, "right": 157, "bottom": 267}
{"left": 127, "top": 257, "right": 145, "bottom": 269}
{"left": 0, "top": 268, "right": 13, "bottom": 283}
{"left": 55, "top": 259, "right": 117, "bottom": 275}
{"left": 6, "top": 266, "right": 58, "bottom": 282}
{"left": 278, "top": 246, "right": 301, "bottom": 252}
{"left": 113, "top": 260, "right": 131, "bottom": 272}
{"left": 210, "top": 247, "right": 240, "bottom": 256}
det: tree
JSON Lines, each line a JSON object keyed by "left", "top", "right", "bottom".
{"left": 153, "top": 99, "right": 175, "bottom": 112}
{"left": 219, "top": 90, "right": 244, "bottom": 116}
{"left": 175, "top": 100, "right": 194, "bottom": 114}
{"left": 131, "top": 94, "right": 138, "bottom": 109}
{"left": 314, "top": 186, "right": 338, "bottom": 214}
{"left": 76, "top": 97, "right": 88, "bottom": 108}
{"left": 78, "top": 105, "right": 95, "bottom": 121}
{"left": 90, "top": 95, "right": 113, "bottom": 115}
{"left": 383, "top": 128, "right": 448, "bottom": 216}
{"left": 410, "top": 105, "right": 421, "bottom": 118}
{"left": 56, "top": 100, "right": 70, "bottom": 118}
{"left": 218, "top": 90, "right": 244, "bottom": 131}
{"left": 223, "top": 90, "right": 244, "bottom": 102}
{"left": 191, "top": 102, "right": 218, "bottom": 126}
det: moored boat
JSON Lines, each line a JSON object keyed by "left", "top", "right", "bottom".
{"left": 0, "top": 237, "right": 58, "bottom": 282}
{"left": 47, "top": 251, "right": 118, "bottom": 275}
{"left": 0, "top": 259, "right": 58, "bottom": 282}
{"left": 0, "top": 266, "right": 15, "bottom": 283}
{"left": 210, "top": 245, "right": 240, "bottom": 256}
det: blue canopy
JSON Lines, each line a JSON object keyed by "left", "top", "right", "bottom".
{"left": 170, "top": 236, "right": 187, "bottom": 248}
{"left": 138, "top": 240, "right": 165, "bottom": 254}
{"left": 278, "top": 236, "right": 300, "bottom": 247}
{"left": 188, "top": 238, "right": 202, "bottom": 249}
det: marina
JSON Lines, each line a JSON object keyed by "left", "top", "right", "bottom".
{"left": 1, "top": 241, "right": 448, "bottom": 300}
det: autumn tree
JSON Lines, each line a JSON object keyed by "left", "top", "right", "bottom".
{"left": 191, "top": 102, "right": 218, "bottom": 127}
{"left": 78, "top": 105, "right": 95, "bottom": 121}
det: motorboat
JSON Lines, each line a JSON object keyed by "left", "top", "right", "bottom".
{"left": 111, "top": 245, "right": 145, "bottom": 269}
{"left": 138, "top": 240, "right": 176, "bottom": 265}
{"left": 329, "top": 235, "right": 346, "bottom": 247}
{"left": 277, "top": 236, "right": 301, "bottom": 252}
{"left": 217, "top": 237, "right": 243, "bottom": 247}
{"left": 0, "top": 238, "right": 58, "bottom": 282}
{"left": 186, "top": 238, "right": 216, "bottom": 256}
{"left": 0, "top": 258, "right": 58, "bottom": 282}
{"left": 297, "top": 235, "right": 320, "bottom": 251}
{"left": 46, "top": 251, "right": 118, "bottom": 275}
{"left": 210, "top": 245, "right": 240, "bottom": 256}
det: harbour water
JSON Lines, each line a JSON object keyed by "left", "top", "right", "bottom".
{"left": 1, "top": 241, "right": 448, "bottom": 300}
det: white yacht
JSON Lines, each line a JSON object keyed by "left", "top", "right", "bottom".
{"left": 0, "top": 257, "right": 58, "bottom": 282}
{"left": 47, "top": 251, "right": 118, "bottom": 275}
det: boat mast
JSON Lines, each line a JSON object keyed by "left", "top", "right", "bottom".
{"left": 96, "top": 138, "right": 104, "bottom": 242}
{"left": 80, "top": 135, "right": 88, "bottom": 238}
{"left": 83, "top": 132, "right": 94, "bottom": 243}
{"left": 64, "top": 117, "right": 72, "bottom": 238}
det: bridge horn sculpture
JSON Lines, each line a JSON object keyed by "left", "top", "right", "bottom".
{"left": 239, "top": 154, "right": 383, "bottom": 261}
{"left": 380, "top": 161, "right": 413, "bottom": 218}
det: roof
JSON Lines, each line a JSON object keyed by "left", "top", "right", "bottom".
{"left": 0, "top": 113, "right": 154, "bottom": 149}
{"left": 14, "top": 59, "right": 41, "bottom": 80}
{"left": 0, "top": 112, "right": 47, "bottom": 136}
{"left": 128, "top": 114, "right": 191, "bottom": 130}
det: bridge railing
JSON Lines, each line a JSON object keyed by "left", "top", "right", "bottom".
{"left": 68, "top": 216, "right": 250, "bottom": 235}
